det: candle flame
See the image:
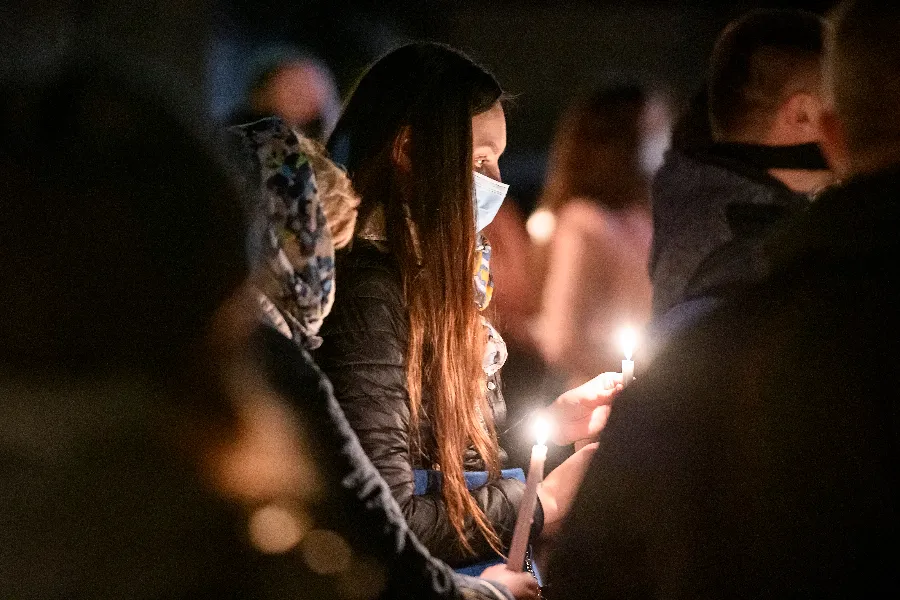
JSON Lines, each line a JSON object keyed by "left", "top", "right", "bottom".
{"left": 618, "top": 326, "right": 637, "bottom": 361}
{"left": 533, "top": 416, "right": 550, "bottom": 446}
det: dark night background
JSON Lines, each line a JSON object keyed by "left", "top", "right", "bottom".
{"left": 0, "top": 0, "right": 835, "bottom": 205}
{"left": 7, "top": 0, "right": 835, "bottom": 207}
{"left": 211, "top": 0, "right": 837, "bottom": 207}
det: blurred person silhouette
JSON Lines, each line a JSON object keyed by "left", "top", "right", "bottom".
{"left": 480, "top": 196, "right": 553, "bottom": 472}
{"left": 484, "top": 198, "right": 541, "bottom": 354}
{"left": 228, "top": 116, "right": 538, "bottom": 600}
{"left": 533, "top": 86, "right": 659, "bottom": 389}
{"left": 231, "top": 46, "right": 341, "bottom": 142}
{"left": 0, "top": 58, "right": 299, "bottom": 598}
{"left": 550, "top": 1, "right": 900, "bottom": 597}
{"left": 647, "top": 10, "right": 833, "bottom": 357}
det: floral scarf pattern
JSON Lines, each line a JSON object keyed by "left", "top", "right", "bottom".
{"left": 475, "top": 235, "right": 507, "bottom": 378}
{"left": 231, "top": 117, "right": 335, "bottom": 349}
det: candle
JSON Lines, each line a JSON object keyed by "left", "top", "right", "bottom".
{"left": 507, "top": 417, "right": 549, "bottom": 572}
{"left": 619, "top": 327, "right": 636, "bottom": 388}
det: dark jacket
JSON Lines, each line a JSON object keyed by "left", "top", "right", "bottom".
{"left": 549, "top": 167, "right": 900, "bottom": 598}
{"left": 317, "top": 241, "right": 536, "bottom": 567}
{"left": 253, "top": 326, "right": 512, "bottom": 599}
{"left": 649, "top": 146, "right": 810, "bottom": 319}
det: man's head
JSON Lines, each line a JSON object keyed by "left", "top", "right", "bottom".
{"left": 820, "top": 1, "right": 900, "bottom": 177}
{"left": 709, "top": 10, "right": 827, "bottom": 147}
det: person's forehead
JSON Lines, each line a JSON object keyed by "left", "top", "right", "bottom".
{"left": 472, "top": 103, "right": 506, "bottom": 152}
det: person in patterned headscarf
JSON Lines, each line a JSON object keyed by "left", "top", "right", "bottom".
{"left": 228, "top": 116, "right": 539, "bottom": 600}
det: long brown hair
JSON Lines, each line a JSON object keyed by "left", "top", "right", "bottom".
{"left": 328, "top": 43, "right": 503, "bottom": 555}
{"left": 539, "top": 86, "right": 650, "bottom": 214}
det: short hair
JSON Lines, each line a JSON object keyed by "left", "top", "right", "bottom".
{"left": 827, "top": 0, "right": 900, "bottom": 157}
{"left": 709, "top": 10, "right": 826, "bottom": 141}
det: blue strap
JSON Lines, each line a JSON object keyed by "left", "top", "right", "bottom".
{"left": 413, "top": 468, "right": 525, "bottom": 495}
{"left": 412, "top": 467, "right": 539, "bottom": 583}
{"left": 455, "top": 556, "right": 506, "bottom": 578}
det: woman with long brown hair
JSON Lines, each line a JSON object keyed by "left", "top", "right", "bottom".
{"left": 317, "top": 43, "right": 596, "bottom": 568}
{"left": 534, "top": 86, "right": 664, "bottom": 389}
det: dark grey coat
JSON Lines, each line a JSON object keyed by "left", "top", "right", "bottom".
{"left": 649, "top": 148, "right": 809, "bottom": 318}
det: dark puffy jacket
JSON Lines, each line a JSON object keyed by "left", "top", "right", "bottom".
{"left": 317, "top": 241, "right": 536, "bottom": 567}
{"left": 254, "top": 326, "right": 513, "bottom": 599}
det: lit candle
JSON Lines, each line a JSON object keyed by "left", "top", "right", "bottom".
{"left": 506, "top": 417, "right": 550, "bottom": 572}
{"left": 619, "top": 327, "right": 636, "bottom": 388}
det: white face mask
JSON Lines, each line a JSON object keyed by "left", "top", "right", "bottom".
{"left": 473, "top": 171, "right": 509, "bottom": 232}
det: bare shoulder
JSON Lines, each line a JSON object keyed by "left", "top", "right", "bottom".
{"left": 556, "top": 198, "right": 609, "bottom": 235}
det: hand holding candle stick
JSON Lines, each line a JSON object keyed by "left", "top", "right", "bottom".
{"left": 571, "top": 329, "right": 637, "bottom": 450}
{"left": 506, "top": 417, "right": 549, "bottom": 572}
{"left": 550, "top": 372, "right": 624, "bottom": 448}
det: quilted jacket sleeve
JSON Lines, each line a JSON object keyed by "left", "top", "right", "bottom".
{"left": 317, "top": 247, "right": 530, "bottom": 567}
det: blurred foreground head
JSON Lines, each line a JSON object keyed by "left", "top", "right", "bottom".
{"left": 822, "top": 0, "right": 900, "bottom": 177}
{"left": 0, "top": 62, "right": 247, "bottom": 375}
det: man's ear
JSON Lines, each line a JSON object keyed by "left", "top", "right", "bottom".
{"left": 391, "top": 126, "right": 412, "bottom": 173}
{"left": 819, "top": 108, "right": 852, "bottom": 177}
{"left": 778, "top": 92, "right": 823, "bottom": 143}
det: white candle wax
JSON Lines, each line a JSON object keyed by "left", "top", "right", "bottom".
{"left": 619, "top": 327, "right": 637, "bottom": 388}
{"left": 622, "top": 359, "right": 635, "bottom": 388}
{"left": 507, "top": 420, "right": 549, "bottom": 572}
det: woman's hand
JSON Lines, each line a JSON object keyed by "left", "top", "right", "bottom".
{"left": 480, "top": 564, "right": 540, "bottom": 600}
{"left": 537, "top": 442, "right": 598, "bottom": 538}
{"left": 546, "top": 372, "right": 624, "bottom": 446}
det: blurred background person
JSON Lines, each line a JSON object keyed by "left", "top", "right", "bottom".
{"left": 229, "top": 45, "right": 341, "bottom": 141}
{"left": 484, "top": 199, "right": 542, "bottom": 355}
{"left": 480, "top": 194, "right": 551, "bottom": 470}
{"left": 647, "top": 10, "right": 832, "bottom": 358}
{"left": 533, "top": 86, "right": 664, "bottom": 390}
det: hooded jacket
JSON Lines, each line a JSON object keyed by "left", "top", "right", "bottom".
{"left": 230, "top": 117, "right": 514, "bottom": 599}
{"left": 649, "top": 146, "right": 811, "bottom": 319}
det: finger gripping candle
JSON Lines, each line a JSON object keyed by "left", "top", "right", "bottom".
{"left": 506, "top": 417, "right": 549, "bottom": 571}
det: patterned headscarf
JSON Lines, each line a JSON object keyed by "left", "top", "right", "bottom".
{"left": 230, "top": 117, "right": 335, "bottom": 349}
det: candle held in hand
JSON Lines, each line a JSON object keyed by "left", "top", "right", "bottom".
{"left": 619, "top": 327, "right": 636, "bottom": 388}
{"left": 507, "top": 417, "right": 550, "bottom": 572}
